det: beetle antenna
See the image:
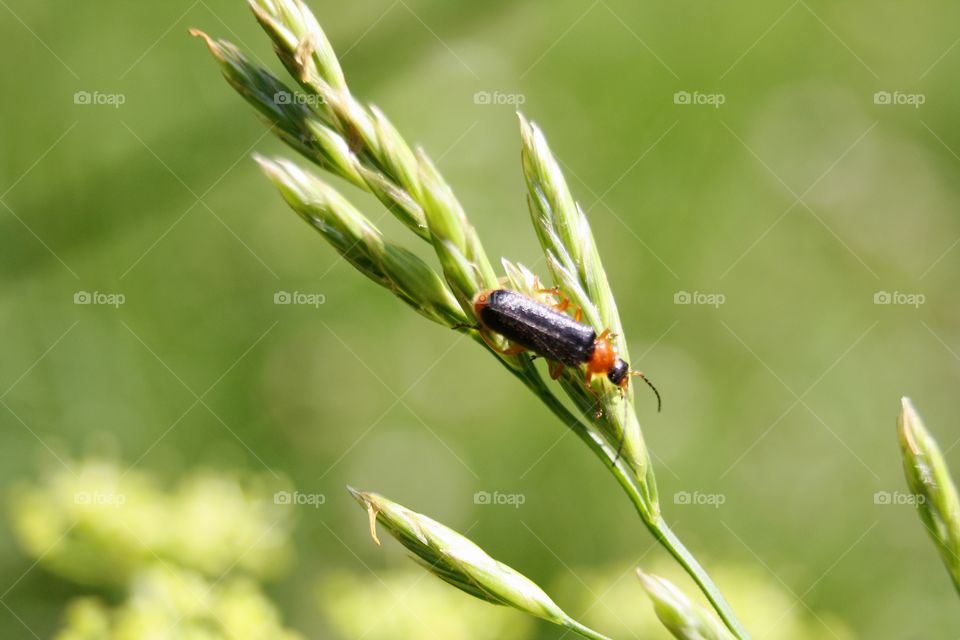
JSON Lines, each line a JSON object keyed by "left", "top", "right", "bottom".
{"left": 631, "top": 371, "right": 662, "bottom": 412}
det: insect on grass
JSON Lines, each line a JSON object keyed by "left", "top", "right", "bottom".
{"left": 472, "top": 287, "right": 661, "bottom": 416}
{"left": 194, "top": 3, "right": 752, "bottom": 634}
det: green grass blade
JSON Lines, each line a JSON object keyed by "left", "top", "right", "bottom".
{"left": 898, "top": 397, "right": 960, "bottom": 595}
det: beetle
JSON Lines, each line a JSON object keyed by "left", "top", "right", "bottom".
{"left": 471, "top": 288, "right": 661, "bottom": 414}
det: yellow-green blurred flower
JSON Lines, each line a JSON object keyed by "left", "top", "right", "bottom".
{"left": 9, "top": 459, "right": 293, "bottom": 586}
{"left": 54, "top": 565, "right": 303, "bottom": 640}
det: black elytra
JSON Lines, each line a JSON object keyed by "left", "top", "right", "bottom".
{"left": 476, "top": 289, "right": 597, "bottom": 366}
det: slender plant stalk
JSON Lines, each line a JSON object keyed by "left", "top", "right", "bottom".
{"left": 192, "top": 1, "right": 748, "bottom": 637}
{"left": 564, "top": 619, "right": 615, "bottom": 640}
{"left": 652, "top": 521, "right": 745, "bottom": 637}
{"left": 516, "top": 360, "right": 744, "bottom": 636}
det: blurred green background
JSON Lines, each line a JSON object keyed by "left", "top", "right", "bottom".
{"left": 2, "top": 0, "right": 960, "bottom": 637}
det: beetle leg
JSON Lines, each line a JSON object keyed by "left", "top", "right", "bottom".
{"left": 478, "top": 329, "right": 527, "bottom": 356}
{"left": 536, "top": 285, "right": 562, "bottom": 301}
{"left": 548, "top": 361, "right": 565, "bottom": 380}
{"left": 536, "top": 284, "right": 565, "bottom": 305}
{"left": 454, "top": 321, "right": 536, "bottom": 357}
{"left": 583, "top": 370, "right": 604, "bottom": 418}
{"left": 537, "top": 285, "right": 585, "bottom": 320}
